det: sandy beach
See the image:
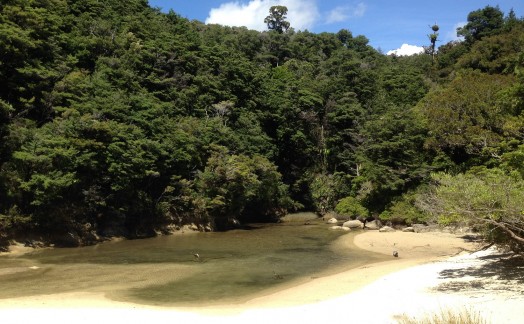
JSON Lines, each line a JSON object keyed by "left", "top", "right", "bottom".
{"left": 1, "top": 230, "right": 523, "bottom": 323}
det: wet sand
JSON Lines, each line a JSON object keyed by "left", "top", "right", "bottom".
{"left": 1, "top": 230, "right": 521, "bottom": 323}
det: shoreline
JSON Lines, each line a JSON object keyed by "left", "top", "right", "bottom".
{"left": 0, "top": 231, "right": 524, "bottom": 323}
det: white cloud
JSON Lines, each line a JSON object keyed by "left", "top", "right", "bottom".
{"left": 326, "top": 3, "right": 366, "bottom": 24}
{"left": 352, "top": 3, "right": 366, "bottom": 17}
{"left": 386, "top": 44, "right": 424, "bottom": 56}
{"left": 326, "top": 7, "right": 348, "bottom": 24}
{"left": 445, "top": 22, "right": 466, "bottom": 42}
{"left": 205, "top": 0, "right": 319, "bottom": 31}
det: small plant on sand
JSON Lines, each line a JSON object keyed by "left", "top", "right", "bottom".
{"left": 396, "top": 307, "right": 487, "bottom": 324}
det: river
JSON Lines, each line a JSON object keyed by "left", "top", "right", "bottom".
{"left": 0, "top": 219, "right": 387, "bottom": 306}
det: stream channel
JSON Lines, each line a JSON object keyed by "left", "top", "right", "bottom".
{"left": 0, "top": 219, "right": 388, "bottom": 306}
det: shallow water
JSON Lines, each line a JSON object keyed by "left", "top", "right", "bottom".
{"left": 0, "top": 221, "right": 387, "bottom": 306}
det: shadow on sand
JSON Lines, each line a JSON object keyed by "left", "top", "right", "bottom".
{"left": 435, "top": 249, "right": 524, "bottom": 294}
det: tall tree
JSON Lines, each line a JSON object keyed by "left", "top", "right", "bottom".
{"left": 457, "top": 5, "right": 504, "bottom": 44}
{"left": 264, "top": 6, "right": 290, "bottom": 34}
{"left": 427, "top": 24, "right": 439, "bottom": 61}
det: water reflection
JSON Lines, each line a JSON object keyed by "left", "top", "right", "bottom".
{"left": 0, "top": 221, "right": 387, "bottom": 306}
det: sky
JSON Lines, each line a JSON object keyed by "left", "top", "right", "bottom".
{"left": 148, "top": 0, "right": 523, "bottom": 55}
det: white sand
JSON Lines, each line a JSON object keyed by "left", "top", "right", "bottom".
{"left": 1, "top": 231, "right": 522, "bottom": 323}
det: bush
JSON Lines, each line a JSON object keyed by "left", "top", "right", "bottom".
{"left": 335, "top": 196, "right": 368, "bottom": 219}
{"left": 417, "top": 168, "right": 524, "bottom": 252}
{"left": 380, "top": 190, "right": 429, "bottom": 225}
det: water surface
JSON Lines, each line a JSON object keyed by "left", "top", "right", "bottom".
{"left": 0, "top": 221, "right": 387, "bottom": 306}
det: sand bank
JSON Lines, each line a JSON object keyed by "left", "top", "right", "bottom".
{"left": 1, "top": 230, "right": 521, "bottom": 323}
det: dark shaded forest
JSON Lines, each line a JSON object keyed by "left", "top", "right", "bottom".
{"left": 1, "top": 1, "right": 523, "bottom": 250}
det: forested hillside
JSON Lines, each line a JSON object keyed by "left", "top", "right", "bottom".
{"left": 1, "top": 1, "right": 523, "bottom": 250}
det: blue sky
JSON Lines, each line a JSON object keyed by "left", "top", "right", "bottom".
{"left": 148, "top": 0, "right": 523, "bottom": 54}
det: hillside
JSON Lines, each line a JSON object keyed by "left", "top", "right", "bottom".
{"left": 1, "top": 1, "right": 523, "bottom": 250}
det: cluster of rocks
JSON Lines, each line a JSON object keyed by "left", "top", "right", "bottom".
{"left": 326, "top": 216, "right": 444, "bottom": 234}
{"left": 327, "top": 218, "right": 387, "bottom": 231}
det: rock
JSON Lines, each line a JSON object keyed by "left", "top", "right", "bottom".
{"left": 412, "top": 224, "right": 439, "bottom": 233}
{"left": 329, "top": 226, "right": 350, "bottom": 231}
{"left": 342, "top": 220, "right": 364, "bottom": 229}
{"left": 327, "top": 218, "right": 338, "bottom": 224}
{"left": 180, "top": 225, "right": 196, "bottom": 232}
{"left": 379, "top": 226, "right": 395, "bottom": 233}
{"left": 365, "top": 220, "right": 381, "bottom": 230}
{"left": 402, "top": 227, "right": 415, "bottom": 232}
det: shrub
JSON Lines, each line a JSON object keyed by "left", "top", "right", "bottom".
{"left": 417, "top": 167, "right": 524, "bottom": 252}
{"left": 335, "top": 196, "right": 368, "bottom": 219}
{"left": 380, "top": 190, "right": 429, "bottom": 225}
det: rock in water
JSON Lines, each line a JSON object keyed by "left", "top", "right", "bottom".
{"left": 342, "top": 220, "right": 364, "bottom": 229}
{"left": 327, "top": 217, "right": 338, "bottom": 224}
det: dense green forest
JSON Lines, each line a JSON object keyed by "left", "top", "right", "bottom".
{"left": 1, "top": 1, "right": 523, "bottom": 251}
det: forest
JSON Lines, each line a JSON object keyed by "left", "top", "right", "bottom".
{"left": 0, "top": 0, "right": 523, "bottom": 251}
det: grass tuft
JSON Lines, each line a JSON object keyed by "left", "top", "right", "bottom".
{"left": 396, "top": 307, "right": 487, "bottom": 324}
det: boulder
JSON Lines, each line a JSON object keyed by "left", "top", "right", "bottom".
{"left": 402, "top": 227, "right": 415, "bottom": 232}
{"left": 327, "top": 218, "right": 338, "bottom": 224}
{"left": 329, "top": 226, "right": 350, "bottom": 231}
{"left": 365, "top": 220, "right": 381, "bottom": 230}
{"left": 342, "top": 220, "right": 364, "bottom": 229}
{"left": 379, "top": 226, "right": 395, "bottom": 233}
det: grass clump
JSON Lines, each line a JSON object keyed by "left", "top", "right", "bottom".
{"left": 396, "top": 307, "right": 487, "bottom": 324}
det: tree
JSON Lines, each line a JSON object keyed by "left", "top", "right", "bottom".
{"left": 457, "top": 6, "right": 504, "bottom": 44}
{"left": 194, "top": 146, "right": 290, "bottom": 229}
{"left": 418, "top": 168, "right": 524, "bottom": 252}
{"left": 264, "top": 6, "right": 290, "bottom": 34}
{"left": 456, "top": 23, "right": 524, "bottom": 73}
{"left": 427, "top": 24, "right": 439, "bottom": 61}
{"left": 336, "top": 29, "right": 353, "bottom": 47}
{"left": 417, "top": 71, "right": 515, "bottom": 161}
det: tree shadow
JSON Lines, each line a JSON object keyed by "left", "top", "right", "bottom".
{"left": 434, "top": 251, "right": 524, "bottom": 293}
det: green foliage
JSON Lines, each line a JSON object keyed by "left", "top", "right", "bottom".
{"left": 0, "top": 1, "right": 523, "bottom": 247}
{"left": 457, "top": 24, "right": 524, "bottom": 73}
{"left": 419, "top": 168, "right": 524, "bottom": 252}
{"left": 457, "top": 6, "right": 505, "bottom": 44}
{"left": 354, "top": 102, "right": 430, "bottom": 211}
{"left": 417, "top": 70, "right": 516, "bottom": 162}
{"left": 264, "top": 6, "right": 290, "bottom": 34}
{"left": 193, "top": 146, "right": 290, "bottom": 228}
{"left": 502, "top": 144, "right": 524, "bottom": 179}
{"left": 310, "top": 173, "right": 348, "bottom": 215}
{"left": 380, "top": 189, "right": 429, "bottom": 225}
{"left": 335, "top": 196, "right": 368, "bottom": 219}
